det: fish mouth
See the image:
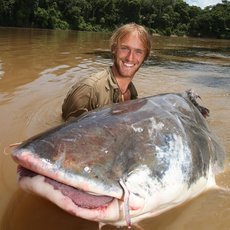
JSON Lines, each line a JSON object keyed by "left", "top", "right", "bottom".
{"left": 17, "top": 165, "right": 114, "bottom": 210}
{"left": 13, "top": 151, "right": 137, "bottom": 226}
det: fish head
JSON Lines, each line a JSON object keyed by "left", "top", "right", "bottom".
{"left": 11, "top": 93, "right": 225, "bottom": 227}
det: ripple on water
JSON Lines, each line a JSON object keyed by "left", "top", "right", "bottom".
{"left": 12, "top": 60, "right": 109, "bottom": 139}
{"left": 24, "top": 96, "right": 63, "bottom": 137}
{"left": 0, "top": 61, "right": 4, "bottom": 79}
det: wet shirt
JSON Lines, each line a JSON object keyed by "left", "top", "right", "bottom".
{"left": 61, "top": 67, "right": 138, "bottom": 121}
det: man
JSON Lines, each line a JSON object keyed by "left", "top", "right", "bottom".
{"left": 62, "top": 23, "right": 151, "bottom": 121}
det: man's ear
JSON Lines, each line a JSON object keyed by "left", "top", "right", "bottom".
{"left": 111, "top": 46, "right": 116, "bottom": 58}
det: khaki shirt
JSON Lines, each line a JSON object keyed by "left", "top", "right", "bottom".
{"left": 62, "top": 67, "right": 138, "bottom": 120}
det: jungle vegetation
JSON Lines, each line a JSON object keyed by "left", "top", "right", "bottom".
{"left": 0, "top": 0, "right": 229, "bottom": 38}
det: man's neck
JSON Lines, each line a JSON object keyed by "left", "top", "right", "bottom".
{"left": 111, "top": 66, "right": 133, "bottom": 94}
{"left": 115, "top": 77, "right": 132, "bottom": 94}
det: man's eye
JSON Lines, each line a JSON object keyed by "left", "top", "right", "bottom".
{"left": 135, "top": 49, "right": 144, "bottom": 55}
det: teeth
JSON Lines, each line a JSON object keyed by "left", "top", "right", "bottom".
{"left": 124, "top": 63, "right": 134, "bottom": 67}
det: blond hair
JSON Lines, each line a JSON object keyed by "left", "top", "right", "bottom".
{"left": 110, "top": 23, "right": 151, "bottom": 60}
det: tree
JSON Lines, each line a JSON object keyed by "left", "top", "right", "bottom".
{"left": 0, "top": 0, "right": 229, "bottom": 38}
{"left": 0, "top": 0, "right": 16, "bottom": 25}
{"left": 34, "top": 1, "right": 68, "bottom": 29}
{"left": 116, "top": 0, "right": 141, "bottom": 24}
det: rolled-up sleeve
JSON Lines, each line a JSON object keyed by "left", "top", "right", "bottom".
{"left": 62, "top": 83, "right": 96, "bottom": 121}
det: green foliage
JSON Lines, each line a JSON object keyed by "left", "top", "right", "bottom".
{"left": 0, "top": 0, "right": 229, "bottom": 38}
{"left": 188, "top": 1, "right": 230, "bottom": 38}
{"left": 33, "top": 1, "right": 69, "bottom": 29}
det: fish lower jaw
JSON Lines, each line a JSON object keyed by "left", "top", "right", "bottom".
{"left": 16, "top": 166, "right": 148, "bottom": 227}
{"left": 17, "top": 173, "right": 129, "bottom": 225}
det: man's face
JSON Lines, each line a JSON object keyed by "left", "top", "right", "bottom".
{"left": 112, "top": 31, "right": 146, "bottom": 79}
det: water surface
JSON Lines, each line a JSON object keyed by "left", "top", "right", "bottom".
{"left": 0, "top": 27, "right": 229, "bottom": 230}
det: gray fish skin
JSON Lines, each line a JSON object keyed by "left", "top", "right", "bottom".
{"left": 12, "top": 92, "right": 225, "bottom": 227}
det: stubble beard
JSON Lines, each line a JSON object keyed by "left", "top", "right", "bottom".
{"left": 113, "top": 59, "right": 139, "bottom": 79}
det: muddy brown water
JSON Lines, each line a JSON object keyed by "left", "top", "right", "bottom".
{"left": 0, "top": 27, "right": 229, "bottom": 230}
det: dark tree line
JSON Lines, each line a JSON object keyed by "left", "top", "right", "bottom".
{"left": 0, "top": 0, "right": 229, "bottom": 38}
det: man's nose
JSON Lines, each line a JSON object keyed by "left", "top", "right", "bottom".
{"left": 126, "top": 49, "right": 135, "bottom": 61}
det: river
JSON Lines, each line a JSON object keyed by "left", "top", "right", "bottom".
{"left": 0, "top": 27, "right": 229, "bottom": 230}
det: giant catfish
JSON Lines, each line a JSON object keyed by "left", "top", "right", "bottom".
{"left": 11, "top": 90, "right": 225, "bottom": 228}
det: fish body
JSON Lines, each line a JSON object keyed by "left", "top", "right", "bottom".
{"left": 12, "top": 92, "right": 225, "bottom": 227}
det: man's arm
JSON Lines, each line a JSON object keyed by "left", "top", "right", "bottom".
{"left": 62, "top": 83, "right": 96, "bottom": 121}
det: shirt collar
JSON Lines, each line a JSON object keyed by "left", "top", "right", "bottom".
{"left": 105, "top": 67, "right": 119, "bottom": 91}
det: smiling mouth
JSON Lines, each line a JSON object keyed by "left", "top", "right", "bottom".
{"left": 123, "top": 62, "right": 135, "bottom": 68}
